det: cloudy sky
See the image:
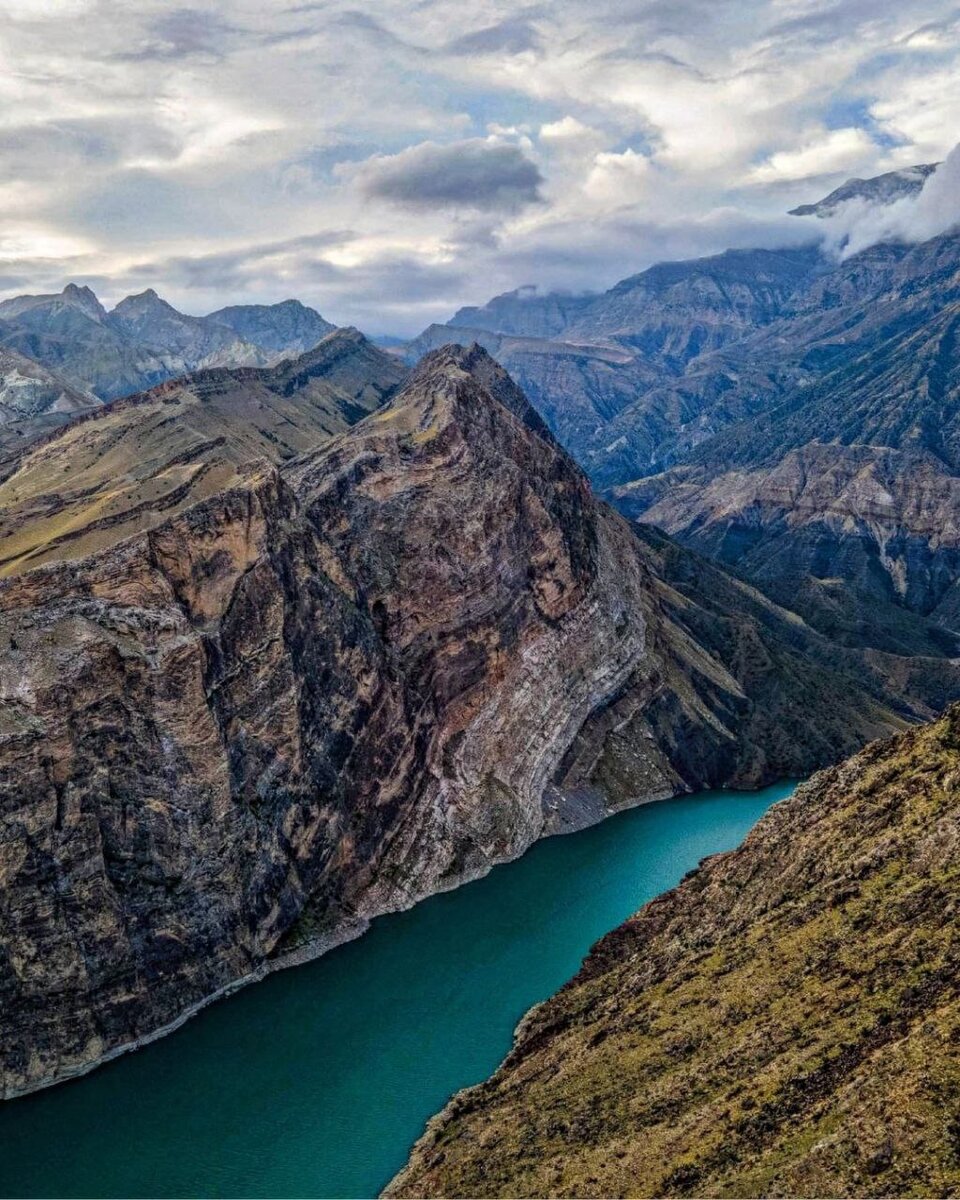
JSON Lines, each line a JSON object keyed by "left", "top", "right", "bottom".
{"left": 0, "top": 0, "right": 958, "bottom": 333}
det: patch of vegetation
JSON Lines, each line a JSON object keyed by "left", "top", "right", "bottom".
{"left": 389, "top": 709, "right": 960, "bottom": 1198}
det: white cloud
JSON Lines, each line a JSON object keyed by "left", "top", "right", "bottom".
{"left": 583, "top": 149, "right": 652, "bottom": 206}
{"left": 870, "top": 66, "right": 960, "bottom": 161}
{"left": 821, "top": 144, "right": 960, "bottom": 258}
{"left": 749, "top": 127, "right": 876, "bottom": 183}
{"left": 539, "top": 116, "right": 604, "bottom": 148}
{"left": 0, "top": 0, "right": 93, "bottom": 16}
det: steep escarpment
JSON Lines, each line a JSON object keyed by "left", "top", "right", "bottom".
{"left": 390, "top": 708, "right": 960, "bottom": 1200}
{"left": 0, "top": 344, "right": 916, "bottom": 1098}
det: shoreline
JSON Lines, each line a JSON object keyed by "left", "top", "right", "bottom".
{"left": 3, "top": 778, "right": 781, "bottom": 1103}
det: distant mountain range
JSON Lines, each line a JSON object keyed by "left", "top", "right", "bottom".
{"left": 406, "top": 244, "right": 826, "bottom": 487}
{"left": 0, "top": 283, "right": 335, "bottom": 462}
{"left": 406, "top": 161, "right": 960, "bottom": 665}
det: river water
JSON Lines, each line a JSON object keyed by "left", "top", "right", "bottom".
{"left": 0, "top": 782, "right": 793, "bottom": 1199}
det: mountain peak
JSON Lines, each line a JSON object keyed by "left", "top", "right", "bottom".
{"left": 59, "top": 283, "right": 107, "bottom": 322}
{"left": 789, "top": 162, "right": 939, "bottom": 217}
{"left": 403, "top": 341, "right": 552, "bottom": 437}
{"left": 206, "top": 298, "right": 336, "bottom": 356}
{"left": 112, "top": 287, "right": 171, "bottom": 314}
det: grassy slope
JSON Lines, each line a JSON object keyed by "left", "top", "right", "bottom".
{"left": 0, "top": 331, "right": 404, "bottom": 575}
{"left": 390, "top": 709, "right": 960, "bottom": 1198}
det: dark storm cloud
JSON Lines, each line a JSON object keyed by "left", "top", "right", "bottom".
{"left": 353, "top": 140, "right": 544, "bottom": 212}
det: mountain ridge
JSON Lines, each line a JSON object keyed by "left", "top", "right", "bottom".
{"left": 0, "top": 327, "right": 404, "bottom": 577}
{"left": 0, "top": 283, "right": 339, "bottom": 406}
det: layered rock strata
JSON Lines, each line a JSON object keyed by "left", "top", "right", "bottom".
{"left": 0, "top": 346, "right": 917, "bottom": 1097}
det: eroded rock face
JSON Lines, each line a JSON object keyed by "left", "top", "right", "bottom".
{"left": 0, "top": 346, "right": 913, "bottom": 1097}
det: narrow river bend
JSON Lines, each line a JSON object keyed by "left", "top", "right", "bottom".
{"left": 0, "top": 783, "right": 794, "bottom": 1199}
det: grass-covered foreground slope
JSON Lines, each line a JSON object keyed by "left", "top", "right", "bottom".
{"left": 389, "top": 709, "right": 960, "bottom": 1198}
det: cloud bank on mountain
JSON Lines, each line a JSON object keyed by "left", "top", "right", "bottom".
{"left": 818, "top": 144, "right": 960, "bottom": 257}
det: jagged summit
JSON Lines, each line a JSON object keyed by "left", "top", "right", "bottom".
{"left": 60, "top": 283, "right": 108, "bottom": 322}
{"left": 0, "top": 285, "right": 340, "bottom": 405}
{"left": 109, "top": 287, "right": 165, "bottom": 312}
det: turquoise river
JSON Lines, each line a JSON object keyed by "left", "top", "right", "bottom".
{"left": 0, "top": 782, "right": 794, "bottom": 1199}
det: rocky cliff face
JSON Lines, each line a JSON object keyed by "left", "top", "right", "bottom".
{"left": 0, "top": 344, "right": 919, "bottom": 1098}
{"left": 409, "top": 247, "right": 828, "bottom": 487}
{"left": 618, "top": 444, "right": 960, "bottom": 639}
{"left": 0, "top": 347, "right": 94, "bottom": 424}
{"left": 390, "top": 706, "right": 960, "bottom": 1200}
{"left": 614, "top": 247, "right": 960, "bottom": 652}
